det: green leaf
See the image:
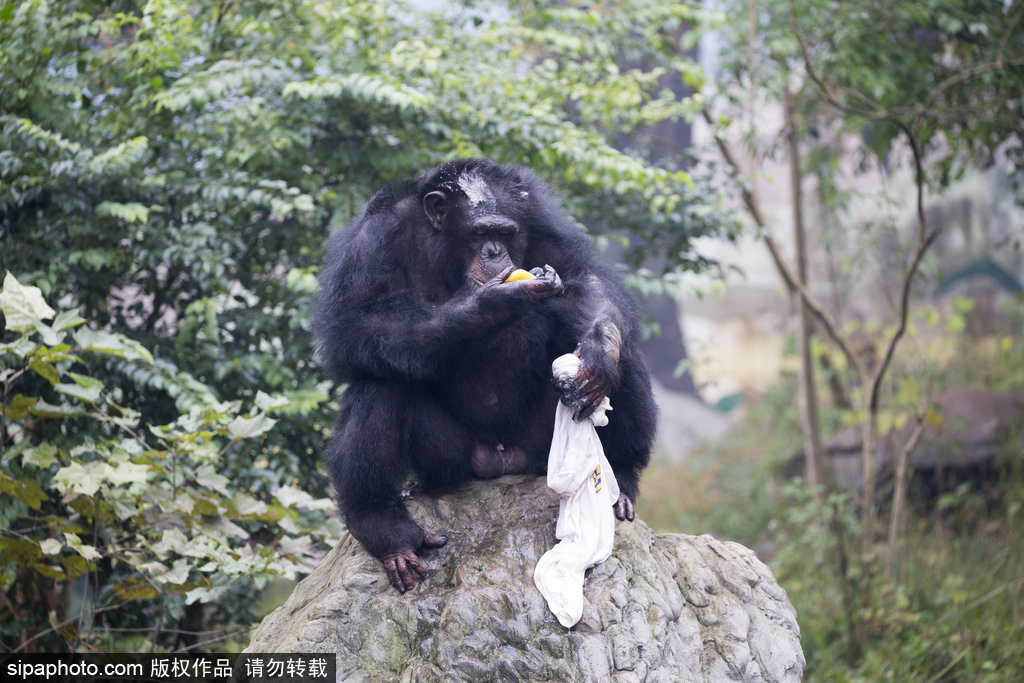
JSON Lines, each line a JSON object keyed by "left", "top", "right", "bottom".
{"left": 232, "top": 491, "right": 268, "bottom": 516}
{"left": 51, "top": 309, "right": 87, "bottom": 332}
{"left": 140, "top": 559, "right": 190, "bottom": 585}
{"left": 0, "top": 272, "right": 55, "bottom": 332}
{"left": 30, "top": 361, "right": 60, "bottom": 386}
{"left": 54, "top": 462, "right": 103, "bottom": 496}
{"left": 254, "top": 390, "right": 289, "bottom": 412}
{"left": 278, "top": 389, "right": 330, "bottom": 416}
{"left": 151, "top": 528, "right": 188, "bottom": 557}
{"left": 185, "top": 585, "right": 228, "bottom": 605}
{"left": 23, "top": 442, "right": 58, "bottom": 468}
{"left": 1, "top": 438, "right": 30, "bottom": 462}
{"left": 67, "top": 372, "right": 104, "bottom": 391}
{"left": 55, "top": 382, "right": 101, "bottom": 403}
{"left": 63, "top": 532, "right": 102, "bottom": 562}
{"left": 67, "top": 249, "right": 115, "bottom": 271}
{"left": 275, "top": 485, "right": 335, "bottom": 511}
{"left": 74, "top": 327, "right": 154, "bottom": 363}
{"left": 0, "top": 336, "right": 38, "bottom": 358}
{"left": 201, "top": 516, "right": 250, "bottom": 540}
{"left": 0, "top": 474, "right": 48, "bottom": 510}
{"left": 111, "top": 579, "right": 161, "bottom": 602}
{"left": 102, "top": 461, "right": 150, "bottom": 486}
{"left": 62, "top": 555, "right": 88, "bottom": 578}
{"left": 33, "top": 563, "right": 67, "bottom": 580}
{"left": 39, "top": 539, "right": 62, "bottom": 556}
{"left": 32, "top": 320, "right": 64, "bottom": 346}
{"left": 30, "top": 399, "right": 89, "bottom": 418}
{"left": 0, "top": 538, "right": 42, "bottom": 564}
{"left": 95, "top": 201, "right": 155, "bottom": 224}
{"left": 195, "top": 465, "right": 231, "bottom": 496}
{"left": 6, "top": 394, "right": 38, "bottom": 420}
{"left": 227, "top": 412, "right": 278, "bottom": 439}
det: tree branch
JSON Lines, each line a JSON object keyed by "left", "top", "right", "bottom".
{"left": 774, "top": 7, "right": 948, "bottom": 418}
{"left": 997, "top": 1, "right": 1024, "bottom": 65}
{"left": 787, "top": 0, "right": 889, "bottom": 120}
{"left": 789, "top": 0, "right": 1024, "bottom": 130}
{"left": 701, "top": 109, "right": 864, "bottom": 378}
{"left": 867, "top": 121, "right": 938, "bottom": 414}
{"left": 919, "top": 57, "right": 1024, "bottom": 117}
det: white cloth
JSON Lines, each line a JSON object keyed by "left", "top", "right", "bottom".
{"left": 534, "top": 353, "right": 620, "bottom": 628}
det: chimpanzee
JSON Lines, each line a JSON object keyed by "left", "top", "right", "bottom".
{"left": 313, "top": 159, "right": 657, "bottom": 592}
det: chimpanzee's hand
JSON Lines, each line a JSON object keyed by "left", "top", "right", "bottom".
{"left": 614, "top": 493, "right": 636, "bottom": 522}
{"left": 497, "top": 264, "right": 563, "bottom": 302}
{"left": 526, "top": 265, "right": 564, "bottom": 301}
{"left": 381, "top": 530, "right": 447, "bottom": 593}
{"left": 554, "top": 342, "right": 617, "bottom": 420}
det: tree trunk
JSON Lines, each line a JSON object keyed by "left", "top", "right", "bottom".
{"left": 784, "top": 86, "right": 829, "bottom": 490}
{"left": 886, "top": 416, "right": 927, "bottom": 579}
{"left": 831, "top": 501, "right": 862, "bottom": 663}
{"left": 860, "top": 411, "right": 878, "bottom": 553}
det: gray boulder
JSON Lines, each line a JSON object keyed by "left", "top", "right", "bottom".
{"left": 784, "top": 387, "right": 1024, "bottom": 489}
{"left": 246, "top": 475, "right": 804, "bottom": 682}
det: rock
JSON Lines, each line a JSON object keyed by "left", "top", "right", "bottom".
{"left": 784, "top": 387, "right": 1024, "bottom": 489}
{"left": 246, "top": 476, "right": 804, "bottom": 683}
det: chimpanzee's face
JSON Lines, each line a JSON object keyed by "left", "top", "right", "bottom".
{"left": 422, "top": 170, "right": 528, "bottom": 285}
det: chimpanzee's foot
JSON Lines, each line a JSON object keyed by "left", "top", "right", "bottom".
{"left": 382, "top": 530, "right": 447, "bottom": 593}
{"left": 614, "top": 493, "right": 636, "bottom": 521}
{"left": 470, "top": 443, "right": 529, "bottom": 479}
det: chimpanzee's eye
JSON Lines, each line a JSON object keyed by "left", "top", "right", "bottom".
{"left": 474, "top": 229, "right": 486, "bottom": 236}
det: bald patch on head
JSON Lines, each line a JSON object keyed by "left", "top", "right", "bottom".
{"left": 458, "top": 170, "right": 496, "bottom": 208}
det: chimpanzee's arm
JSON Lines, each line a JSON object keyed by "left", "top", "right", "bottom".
{"left": 313, "top": 213, "right": 560, "bottom": 383}
{"left": 563, "top": 273, "right": 629, "bottom": 416}
{"left": 548, "top": 260, "right": 637, "bottom": 419}
{"left": 345, "top": 266, "right": 561, "bottom": 381}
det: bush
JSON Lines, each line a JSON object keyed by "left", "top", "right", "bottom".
{"left": 0, "top": 273, "right": 338, "bottom": 652}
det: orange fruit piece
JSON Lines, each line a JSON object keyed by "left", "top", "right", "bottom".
{"left": 505, "top": 269, "right": 536, "bottom": 282}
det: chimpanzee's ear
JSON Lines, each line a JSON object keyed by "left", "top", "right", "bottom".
{"left": 423, "top": 191, "right": 447, "bottom": 230}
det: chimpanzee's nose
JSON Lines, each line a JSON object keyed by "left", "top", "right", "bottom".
{"left": 482, "top": 241, "right": 505, "bottom": 259}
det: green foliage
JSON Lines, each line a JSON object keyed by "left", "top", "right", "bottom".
{"left": 642, "top": 313, "right": 1024, "bottom": 681}
{"left": 643, "top": 385, "right": 1024, "bottom": 681}
{"left": 1, "top": 274, "right": 338, "bottom": 651}
{"left": 768, "top": 481, "right": 1024, "bottom": 683}
{"left": 713, "top": 0, "right": 1024, "bottom": 185}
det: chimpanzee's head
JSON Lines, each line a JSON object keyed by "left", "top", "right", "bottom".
{"left": 421, "top": 161, "right": 531, "bottom": 288}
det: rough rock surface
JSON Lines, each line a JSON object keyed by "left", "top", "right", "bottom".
{"left": 246, "top": 476, "right": 804, "bottom": 682}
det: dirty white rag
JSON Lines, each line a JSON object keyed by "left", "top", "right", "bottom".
{"left": 534, "top": 353, "right": 620, "bottom": 628}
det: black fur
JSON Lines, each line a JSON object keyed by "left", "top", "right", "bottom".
{"left": 313, "top": 159, "right": 657, "bottom": 581}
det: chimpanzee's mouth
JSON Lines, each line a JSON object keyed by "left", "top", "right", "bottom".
{"left": 470, "top": 257, "right": 514, "bottom": 285}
